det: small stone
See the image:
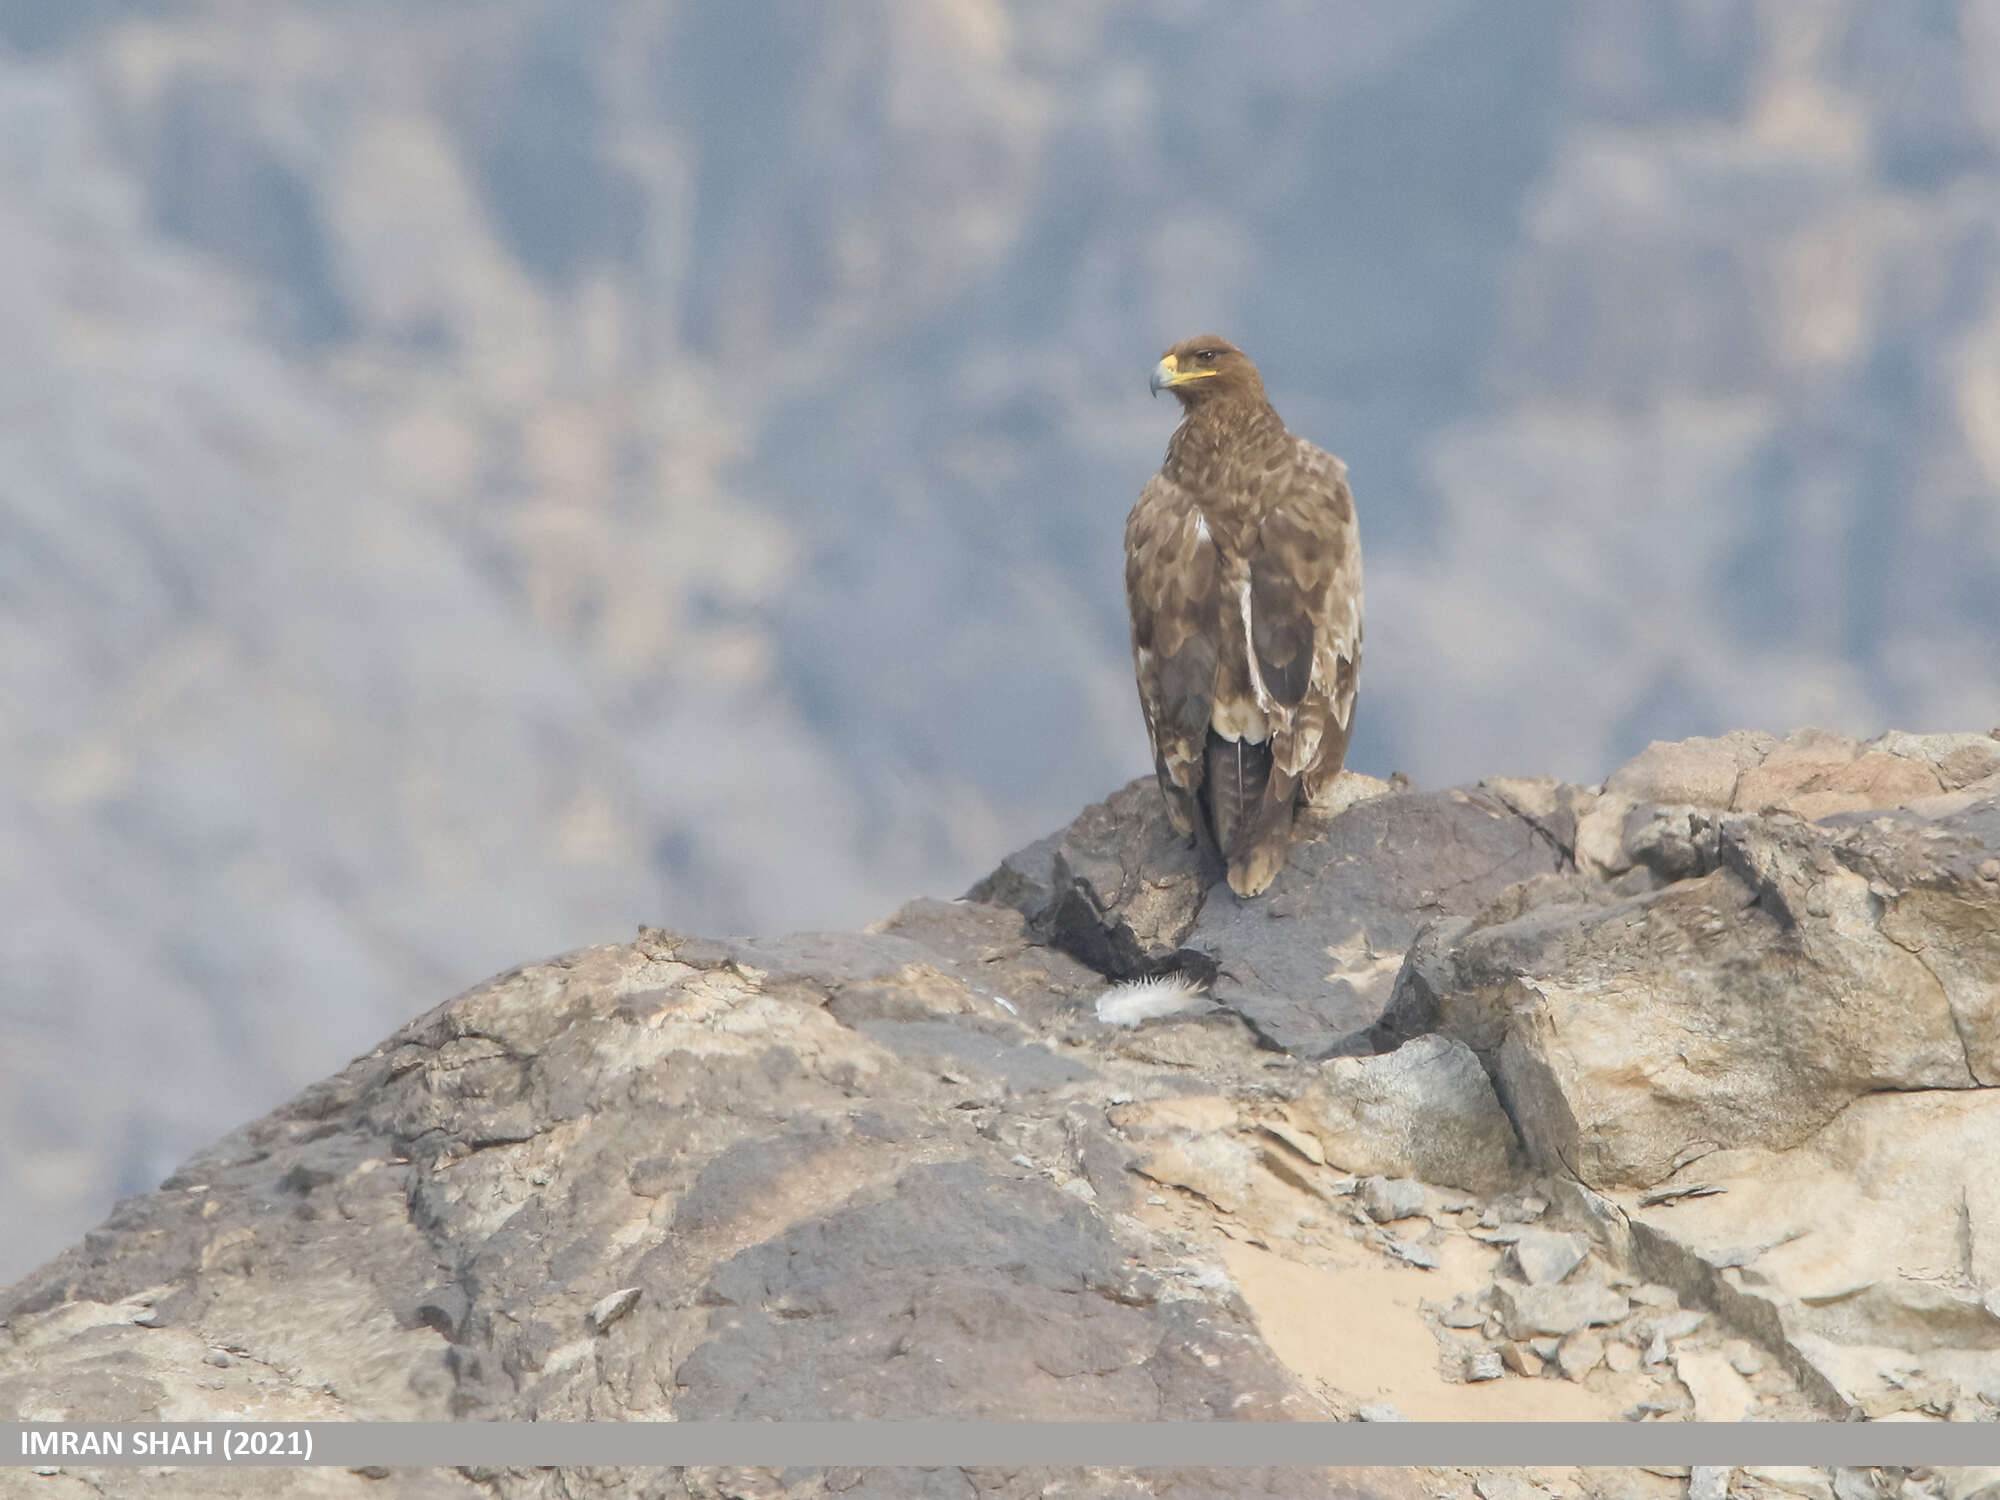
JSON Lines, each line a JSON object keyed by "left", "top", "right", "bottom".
{"left": 1389, "top": 1239, "right": 1440, "bottom": 1269}
{"left": 1689, "top": 1469, "right": 1730, "bottom": 1500}
{"left": 1356, "top": 1403, "right": 1410, "bottom": 1422}
{"left": 1482, "top": 1314, "right": 1503, "bottom": 1339}
{"left": 1360, "top": 1176, "right": 1427, "bottom": 1222}
{"left": 1978, "top": 859, "right": 2000, "bottom": 882}
{"left": 1477, "top": 1477, "right": 1550, "bottom": 1500}
{"left": 131, "top": 1309, "right": 162, "bottom": 1328}
{"left": 1510, "top": 1228, "right": 1588, "bottom": 1285}
{"left": 1557, "top": 1328, "right": 1605, "bottom": 1381}
{"left": 1498, "top": 1194, "right": 1549, "bottom": 1222}
{"left": 1645, "top": 1330, "right": 1670, "bottom": 1365}
{"left": 1464, "top": 1347, "right": 1505, "bottom": 1382}
{"left": 1439, "top": 1196, "right": 1476, "bottom": 1213}
{"left": 1629, "top": 1283, "right": 1679, "bottom": 1308}
{"left": 205, "top": 1350, "right": 233, "bottom": 1368}
{"left": 1605, "top": 1340, "right": 1641, "bottom": 1373}
{"left": 1502, "top": 1341, "right": 1543, "bottom": 1377}
{"left": 587, "top": 1286, "right": 642, "bottom": 1333}
{"left": 1653, "top": 1308, "right": 1706, "bottom": 1340}
{"left": 1439, "top": 1295, "right": 1487, "bottom": 1329}
{"left": 1494, "top": 1279, "right": 1630, "bottom": 1339}
{"left": 1477, "top": 1207, "right": 1501, "bottom": 1229}
{"left": 1725, "top": 1339, "right": 1765, "bottom": 1377}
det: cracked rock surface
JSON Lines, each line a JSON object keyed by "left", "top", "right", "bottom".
{"left": 6, "top": 730, "right": 2000, "bottom": 1497}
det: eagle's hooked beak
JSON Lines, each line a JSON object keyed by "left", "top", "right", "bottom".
{"left": 1150, "top": 353, "right": 1216, "bottom": 396}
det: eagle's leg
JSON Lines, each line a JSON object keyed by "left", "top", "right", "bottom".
{"left": 1225, "top": 810, "right": 1295, "bottom": 897}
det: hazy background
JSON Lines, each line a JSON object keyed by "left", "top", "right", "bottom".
{"left": 5, "top": 0, "right": 2000, "bottom": 1282}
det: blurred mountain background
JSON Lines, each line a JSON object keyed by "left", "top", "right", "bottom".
{"left": 5, "top": 0, "right": 2000, "bottom": 1282}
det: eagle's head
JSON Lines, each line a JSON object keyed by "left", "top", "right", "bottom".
{"left": 1149, "top": 335, "right": 1264, "bottom": 407}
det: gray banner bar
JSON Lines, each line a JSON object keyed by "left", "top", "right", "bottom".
{"left": 6, "top": 1422, "right": 2000, "bottom": 1469}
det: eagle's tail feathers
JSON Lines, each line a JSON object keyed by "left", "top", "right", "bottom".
{"left": 1201, "top": 730, "right": 1277, "bottom": 866}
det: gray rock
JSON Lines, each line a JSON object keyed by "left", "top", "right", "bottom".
{"left": 8, "top": 726, "right": 2000, "bottom": 1457}
{"left": 586, "top": 1287, "right": 641, "bottom": 1333}
{"left": 1295, "top": 1034, "right": 1524, "bottom": 1194}
{"left": 1189, "top": 788, "right": 1564, "bottom": 1054}
{"left": 1555, "top": 1327, "right": 1605, "bottom": 1381}
{"left": 1688, "top": 1471, "right": 1731, "bottom": 1500}
{"left": 1510, "top": 1228, "right": 1589, "bottom": 1285}
{"left": 1498, "top": 1194, "right": 1551, "bottom": 1223}
{"left": 1358, "top": 1176, "right": 1428, "bottom": 1223}
{"left": 1463, "top": 1347, "right": 1505, "bottom": 1382}
{"left": 1494, "top": 1280, "right": 1631, "bottom": 1339}
{"left": 1388, "top": 1239, "right": 1440, "bottom": 1270}
{"left": 977, "top": 778, "right": 1213, "bottom": 981}
{"left": 1647, "top": 1309, "right": 1707, "bottom": 1342}
{"left": 984, "top": 780, "right": 1565, "bottom": 1056}
{"left": 0, "top": 904, "right": 1327, "bottom": 1432}
{"left": 1439, "top": 1295, "right": 1487, "bottom": 1329}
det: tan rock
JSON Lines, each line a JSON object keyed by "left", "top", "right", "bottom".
{"left": 1870, "top": 731, "right": 2000, "bottom": 790}
{"left": 1674, "top": 1347, "right": 1754, "bottom": 1420}
{"left": 1733, "top": 731, "right": 1942, "bottom": 819}
{"left": 1555, "top": 1328, "right": 1605, "bottom": 1381}
{"left": 1616, "top": 1088, "right": 2000, "bottom": 1416}
{"left": 1502, "top": 1340, "right": 1543, "bottom": 1377}
{"left": 1573, "top": 790, "right": 1636, "bottom": 877}
{"left": 1606, "top": 731, "right": 1775, "bottom": 808}
{"left": 1455, "top": 812, "right": 1983, "bottom": 1186}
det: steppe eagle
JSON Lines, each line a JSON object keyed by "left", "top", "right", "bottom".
{"left": 1125, "top": 335, "right": 1363, "bottom": 897}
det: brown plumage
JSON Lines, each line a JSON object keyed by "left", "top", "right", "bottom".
{"left": 1125, "top": 335, "right": 1363, "bottom": 897}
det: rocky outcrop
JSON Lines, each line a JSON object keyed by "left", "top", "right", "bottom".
{"left": 974, "top": 726, "right": 2000, "bottom": 1421}
{"left": 5, "top": 730, "right": 2000, "bottom": 1497}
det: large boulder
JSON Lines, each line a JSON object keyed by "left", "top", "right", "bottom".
{"left": 1414, "top": 803, "right": 1998, "bottom": 1187}
{"left": 978, "top": 771, "right": 1572, "bottom": 1057}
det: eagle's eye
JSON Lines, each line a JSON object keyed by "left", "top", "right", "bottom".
{"left": 1194, "top": 349, "right": 1218, "bottom": 363}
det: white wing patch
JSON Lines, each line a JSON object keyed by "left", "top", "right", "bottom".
{"left": 1235, "top": 577, "right": 1275, "bottom": 715}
